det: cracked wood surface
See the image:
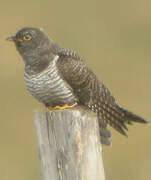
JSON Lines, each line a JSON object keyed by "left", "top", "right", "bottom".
{"left": 34, "top": 107, "right": 105, "bottom": 180}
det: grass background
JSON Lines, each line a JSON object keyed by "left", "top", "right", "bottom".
{"left": 0, "top": 0, "right": 151, "bottom": 179}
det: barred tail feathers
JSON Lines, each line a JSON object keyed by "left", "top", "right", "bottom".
{"left": 98, "top": 117, "right": 112, "bottom": 145}
{"left": 116, "top": 105, "right": 148, "bottom": 125}
{"left": 97, "top": 103, "right": 148, "bottom": 144}
{"left": 109, "top": 104, "right": 148, "bottom": 136}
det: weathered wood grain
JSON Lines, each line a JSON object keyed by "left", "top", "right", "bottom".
{"left": 34, "top": 107, "right": 105, "bottom": 180}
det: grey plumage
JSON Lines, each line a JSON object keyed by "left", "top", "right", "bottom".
{"left": 24, "top": 55, "right": 77, "bottom": 106}
{"left": 7, "top": 27, "right": 148, "bottom": 145}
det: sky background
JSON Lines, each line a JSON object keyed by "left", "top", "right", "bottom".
{"left": 1, "top": 0, "right": 151, "bottom": 179}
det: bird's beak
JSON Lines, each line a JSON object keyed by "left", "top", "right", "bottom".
{"left": 6, "top": 36, "right": 16, "bottom": 42}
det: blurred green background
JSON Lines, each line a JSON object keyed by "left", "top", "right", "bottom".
{"left": 1, "top": 0, "right": 151, "bottom": 179}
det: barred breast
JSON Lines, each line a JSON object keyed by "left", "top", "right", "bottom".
{"left": 24, "top": 55, "right": 78, "bottom": 106}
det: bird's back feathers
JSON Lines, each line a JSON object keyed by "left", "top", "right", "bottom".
{"left": 57, "top": 49, "right": 148, "bottom": 145}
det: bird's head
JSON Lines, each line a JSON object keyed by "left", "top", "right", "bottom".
{"left": 6, "top": 27, "right": 54, "bottom": 66}
{"left": 6, "top": 27, "right": 49, "bottom": 51}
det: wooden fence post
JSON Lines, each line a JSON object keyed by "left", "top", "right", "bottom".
{"left": 34, "top": 107, "right": 105, "bottom": 180}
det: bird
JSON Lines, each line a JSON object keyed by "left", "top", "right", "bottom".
{"left": 7, "top": 27, "right": 148, "bottom": 145}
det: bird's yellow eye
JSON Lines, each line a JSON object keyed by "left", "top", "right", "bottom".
{"left": 23, "top": 34, "right": 31, "bottom": 41}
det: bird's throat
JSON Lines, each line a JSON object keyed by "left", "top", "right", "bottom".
{"left": 25, "top": 57, "right": 51, "bottom": 75}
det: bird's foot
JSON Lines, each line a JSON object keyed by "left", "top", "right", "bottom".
{"left": 46, "top": 102, "right": 78, "bottom": 110}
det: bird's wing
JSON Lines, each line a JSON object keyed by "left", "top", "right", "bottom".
{"left": 57, "top": 54, "right": 115, "bottom": 145}
{"left": 57, "top": 52, "right": 148, "bottom": 145}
